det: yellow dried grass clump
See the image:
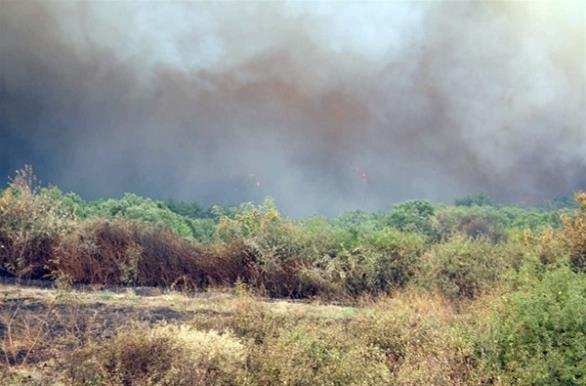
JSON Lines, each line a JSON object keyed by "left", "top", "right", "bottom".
{"left": 68, "top": 324, "right": 246, "bottom": 386}
{"left": 561, "top": 192, "right": 586, "bottom": 271}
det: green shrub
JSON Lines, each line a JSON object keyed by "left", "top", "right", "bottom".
{"left": 481, "top": 266, "right": 586, "bottom": 385}
{"left": 385, "top": 199, "right": 435, "bottom": 236}
{"left": 432, "top": 206, "right": 506, "bottom": 242}
{"left": 455, "top": 193, "right": 494, "bottom": 207}
{"left": 189, "top": 218, "right": 217, "bottom": 242}
{"left": 363, "top": 227, "right": 427, "bottom": 289}
{"left": 521, "top": 227, "right": 568, "bottom": 268}
{"left": 329, "top": 248, "right": 379, "bottom": 295}
{"left": 213, "top": 200, "right": 325, "bottom": 297}
{"left": 419, "top": 236, "right": 508, "bottom": 301}
{"left": 86, "top": 193, "right": 199, "bottom": 239}
{"left": 164, "top": 199, "right": 213, "bottom": 219}
{"left": 329, "top": 210, "right": 385, "bottom": 249}
{"left": 323, "top": 228, "right": 426, "bottom": 296}
{"left": 297, "top": 217, "right": 349, "bottom": 259}
{"left": 432, "top": 205, "right": 562, "bottom": 243}
{"left": 546, "top": 195, "right": 579, "bottom": 210}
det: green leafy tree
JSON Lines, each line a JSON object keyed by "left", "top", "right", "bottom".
{"left": 164, "top": 199, "right": 213, "bottom": 219}
{"left": 454, "top": 193, "right": 494, "bottom": 207}
{"left": 385, "top": 200, "right": 435, "bottom": 236}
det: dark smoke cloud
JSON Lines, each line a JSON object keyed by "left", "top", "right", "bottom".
{"left": 0, "top": 1, "right": 584, "bottom": 215}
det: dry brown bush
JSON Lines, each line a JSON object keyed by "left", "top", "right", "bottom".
{"left": 201, "top": 240, "right": 258, "bottom": 287}
{"left": 204, "top": 239, "right": 313, "bottom": 298}
{"left": 0, "top": 166, "right": 73, "bottom": 279}
{"left": 53, "top": 219, "right": 140, "bottom": 285}
{"left": 53, "top": 218, "right": 233, "bottom": 289}
{"left": 127, "top": 223, "right": 208, "bottom": 288}
{"left": 523, "top": 192, "right": 586, "bottom": 271}
{"left": 562, "top": 192, "right": 586, "bottom": 271}
{"left": 347, "top": 293, "right": 478, "bottom": 385}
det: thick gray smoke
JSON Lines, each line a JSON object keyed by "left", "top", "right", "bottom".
{"left": 0, "top": 1, "right": 584, "bottom": 215}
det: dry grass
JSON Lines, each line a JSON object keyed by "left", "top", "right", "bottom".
{"left": 0, "top": 282, "right": 492, "bottom": 385}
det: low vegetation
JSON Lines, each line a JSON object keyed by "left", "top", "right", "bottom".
{"left": 1, "top": 166, "right": 584, "bottom": 385}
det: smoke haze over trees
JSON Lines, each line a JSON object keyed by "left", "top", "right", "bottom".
{"left": 0, "top": 1, "right": 584, "bottom": 215}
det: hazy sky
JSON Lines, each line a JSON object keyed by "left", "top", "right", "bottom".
{"left": 1, "top": 1, "right": 585, "bottom": 215}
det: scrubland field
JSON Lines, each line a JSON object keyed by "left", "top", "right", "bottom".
{"left": 1, "top": 167, "right": 585, "bottom": 385}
